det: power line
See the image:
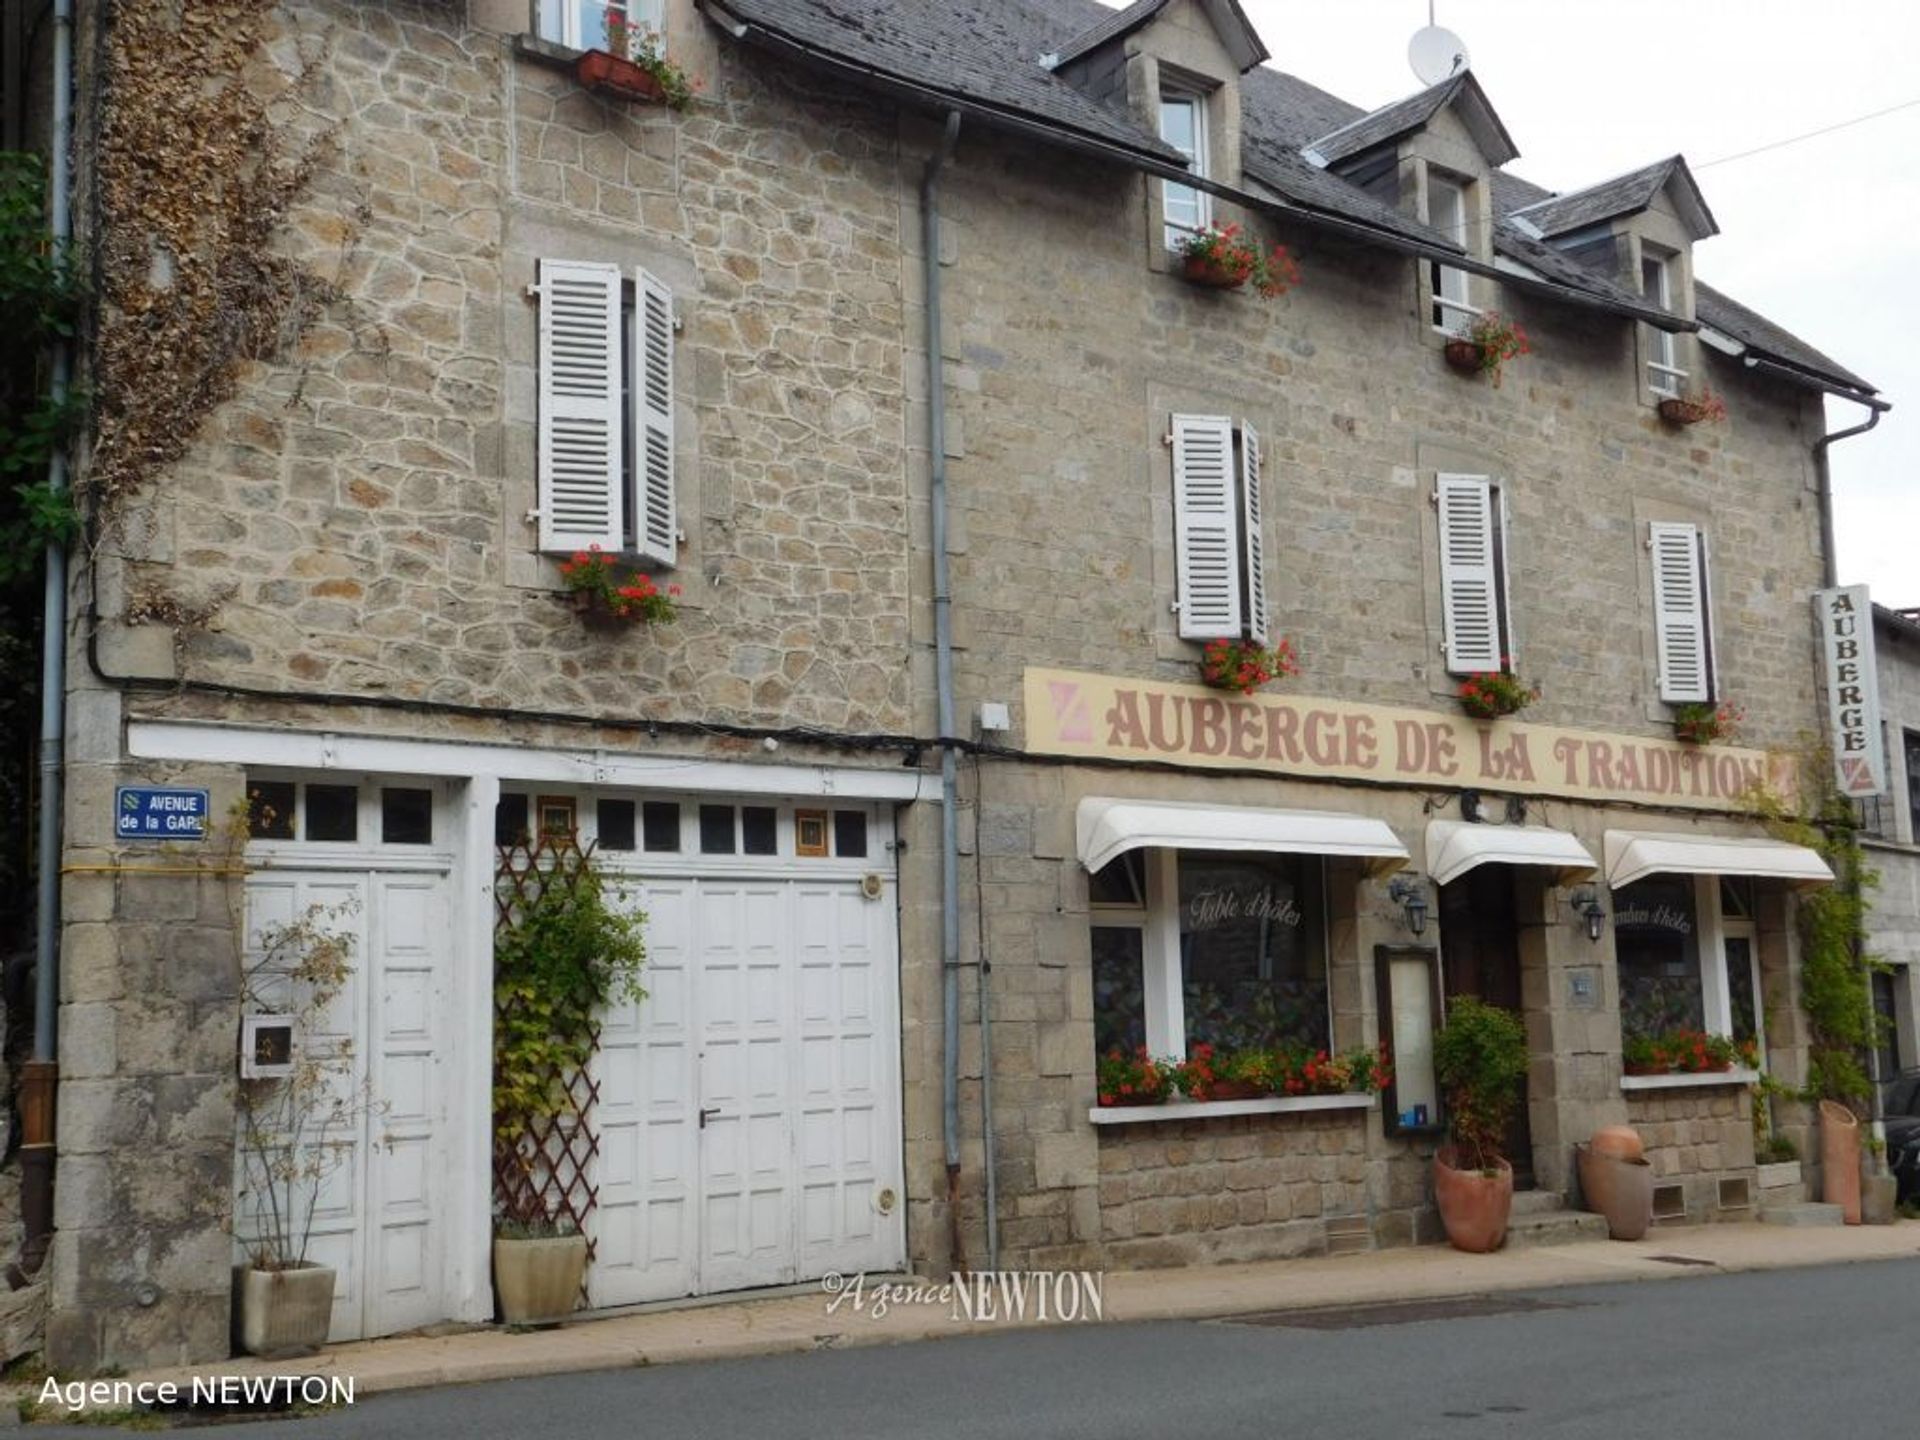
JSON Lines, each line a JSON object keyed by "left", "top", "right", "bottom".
{"left": 1694, "top": 96, "right": 1920, "bottom": 170}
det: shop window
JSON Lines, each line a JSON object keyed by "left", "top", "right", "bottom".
{"left": 699, "top": 804, "right": 735, "bottom": 854}
{"left": 741, "top": 806, "right": 778, "bottom": 856}
{"left": 1615, "top": 874, "right": 1759, "bottom": 1057}
{"left": 246, "top": 778, "right": 296, "bottom": 840}
{"left": 642, "top": 801, "right": 680, "bottom": 852}
{"left": 834, "top": 810, "right": 868, "bottom": 859}
{"left": 496, "top": 793, "right": 531, "bottom": 847}
{"left": 598, "top": 798, "right": 636, "bottom": 851}
{"left": 304, "top": 784, "right": 358, "bottom": 843}
{"left": 1089, "top": 850, "right": 1145, "bottom": 906}
{"left": 1093, "top": 928, "right": 1147, "bottom": 1054}
{"left": 381, "top": 788, "right": 434, "bottom": 846}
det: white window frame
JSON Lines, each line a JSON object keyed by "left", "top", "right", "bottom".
{"left": 539, "top": 0, "right": 666, "bottom": 53}
{"left": 1642, "top": 250, "right": 1686, "bottom": 398}
{"left": 1160, "top": 90, "right": 1212, "bottom": 252}
{"left": 1426, "top": 172, "right": 1476, "bottom": 336}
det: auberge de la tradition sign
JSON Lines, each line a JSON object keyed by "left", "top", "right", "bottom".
{"left": 1022, "top": 668, "right": 1793, "bottom": 812}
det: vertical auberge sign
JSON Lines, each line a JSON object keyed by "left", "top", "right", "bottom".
{"left": 1813, "top": 585, "right": 1885, "bottom": 797}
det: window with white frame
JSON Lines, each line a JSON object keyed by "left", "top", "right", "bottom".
{"left": 1648, "top": 520, "right": 1715, "bottom": 703}
{"left": 1427, "top": 172, "right": 1474, "bottom": 336}
{"left": 1170, "top": 413, "right": 1267, "bottom": 643}
{"left": 1160, "top": 91, "right": 1211, "bottom": 251}
{"left": 1092, "top": 849, "right": 1330, "bottom": 1062}
{"left": 534, "top": 258, "right": 677, "bottom": 564}
{"left": 536, "top": 0, "right": 666, "bottom": 53}
{"left": 1641, "top": 250, "right": 1685, "bottom": 397}
{"left": 1615, "top": 874, "right": 1763, "bottom": 1060}
{"left": 1435, "top": 473, "right": 1515, "bottom": 675}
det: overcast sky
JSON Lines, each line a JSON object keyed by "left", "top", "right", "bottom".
{"left": 1239, "top": 0, "right": 1916, "bottom": 608}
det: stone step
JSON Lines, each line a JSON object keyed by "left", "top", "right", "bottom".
{"left": 1760, "top": 1202, "right": 1846, "bottom": 1227}
{"left": 1504, "top": 1208, "right": 1610, "bottom": 1248}
{"left": 1509, "top": 1189, "right": 1569, "bottom": 1216}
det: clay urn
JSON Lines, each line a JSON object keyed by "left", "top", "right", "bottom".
{"left": 1433, "top": 1148, "right": 1514, "bottom": 1253}
{"left": 1590, "top": 1125, "right": 1645, "bottom": 1163}
{"left": 1576, "top": 1142, "right": 1654, "bottom": 1241}
{"left": 1819, "top": 1100, "right": 1862, "bottom": 1225}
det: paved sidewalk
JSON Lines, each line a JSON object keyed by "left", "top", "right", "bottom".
{"left": 90, "top": 1222, "right": 1920, "bottom": 1401}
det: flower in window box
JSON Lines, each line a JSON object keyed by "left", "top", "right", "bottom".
{"left": 573, "top": 19, "right": 700, "bottom": 110}
{"left": 1175, "top": 1045, "right": 1272, "bottom": 1101}
{"left": 1456, "top": 665, "right": 1539, "bottom": 720}
{"left": 558, "top": 545, "right": 681, "bottom": 626}
{"left": 1096, "top": 1047, "right": 1176, "bottom": 1107}
{"left": 1671, "top": 700, "right": 1743, "bottom": 746}
{"left": 1177, "top": 223, "right": 1300, "bottom": 299}
{"left": 1656, "top": 385, "right": 1728, "bottom": 427}
{"left": 1199, "top": 636, "right": 1300, "bottom": 696}
{"left": 1442, "top": 310, "right": 1530, "bottom": 388}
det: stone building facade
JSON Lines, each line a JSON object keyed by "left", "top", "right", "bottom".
{"left": 1864, "top": 606, "right": 1920, "bottom": 1079}
{"left": 42, "top": 0, "right": 1885, "bottom": 1369}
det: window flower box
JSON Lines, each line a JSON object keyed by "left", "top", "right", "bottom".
{"left": 1442, "top": 311, "right": 1530, "bottom": 387}
{"left": 1176, "top": 223, "right": 1299, "bottom": 299}
{"left": 1657, "top": 388, "right": 1727, "bottom": 427}
{"left": 1671, "top": 700, "right": 1743, "bottom": 746}
{"left": 1198, "top": 637, "right": 1299, "bottom": 696}
{"left": 1456, "top": 667, "right": 1538, "bottom": 720}
{"left": 573, "top": 49, "right": 669, "bottom": 104}
{"left": 559, "top": 547, "right": 680, "bottom": 627}
{"left": 570, "top": 21, "right": 698, "bottom": 109}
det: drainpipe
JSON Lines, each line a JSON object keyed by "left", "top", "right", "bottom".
{"left": 18, "top": 0, "right": 74, "bottom": 1285}
{"left": 921, "top": 110, "right": 971, "bottom": 1272}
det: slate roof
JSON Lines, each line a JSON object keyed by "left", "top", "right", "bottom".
{"left": 1300, "top": 73, "right": 1516, "bottom": 170}
{"left": 1510, "top": 156, "right": 1718, "bottom": 240}
{"left": 1047, "top": 0, "right": 1267, "bottom": 72}
{"left": 707, "top": 0, "right": 1874, "bottom": 397}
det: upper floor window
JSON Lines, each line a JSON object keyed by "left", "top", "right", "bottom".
{"left": 1169, "top": 413, "right": 1267, "bottom": 644}
{"left": 1435, "top": 474, "right": 1515, "bottom": 675}
{"left": 1649, "top": 520, "right": 1716, "bottom": 704}
{"left": 538, "top": 0, "right": 666, "bottom": 53}
{"left": 1641, "top": 250, "right": 1685, "bottom": 398}
{"left": 1427, "top": 173, "right": 1474, "bottom": 336}
{"left": 1160, "top": 91, "right": 1211, "bottom": 251}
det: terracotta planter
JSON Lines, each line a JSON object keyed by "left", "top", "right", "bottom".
{"left": 572, "top": 49, "right": 668, "bottom": 104}
{"left": 238, "top": 1262, "right": 335, "bottom": 1357}
{"left": 1442, "top": 338, "right": 1485, "bottom": 375}
{"left": 1589, "top": 1125, "right": 1645, "bottom": 1163}
{"left": 1576, "top": 1143, "right": 1654, "bottom": 1241}
{"left": 1432, "top": 1149, "right": 1513, "bottom": 1253}
{"left": 1198, "top": 1079, "right": 1266, "bottom": 1102}
{"left": 1181, "top": 254, "right": 1250, "bottom": 290}
{"left": 1819, "top": 1100, "right": 1861, "bottom": 1224}
{"left": 1657, "top": 397, "right": 1711, "bottom": 426}
{"left": 1097, "top": 1091, "right": 1171, "bottom": 1108}
{"left": 493, "top": 1234, "right": 589, "bottom": 1325}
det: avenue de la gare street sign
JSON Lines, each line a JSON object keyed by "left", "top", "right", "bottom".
{"left": 115, "top": 786, "right": 211, "bottom": 841}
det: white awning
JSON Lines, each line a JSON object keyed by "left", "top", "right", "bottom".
{"left": 1075, "top": 798, "right": 1409, "bottom": 876}
{"left": 1604, "top": 830, "right": 1835, "bottom": 890}
{"left": 1425, "top": 820, "right": 1598, "bottom": 887}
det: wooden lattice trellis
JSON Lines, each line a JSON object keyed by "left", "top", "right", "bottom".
{"left": 492, "top": 834, "right": 603, "bottom": 1278}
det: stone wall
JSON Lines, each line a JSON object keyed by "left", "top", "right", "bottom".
{"left": 1625, "top": 1086, "right": 1757, "bottom": 1224}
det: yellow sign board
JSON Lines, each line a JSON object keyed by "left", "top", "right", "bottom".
{"left": 1022, "top": 668, "right": 1792, "bottom": 813}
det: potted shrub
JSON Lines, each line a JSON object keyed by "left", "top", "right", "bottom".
{"left": 559, "top": 545, "right": 681, "bottom": 627}
{"left": 1198, "top": 636, "right": 1299, "bottom": 695}
{"left": 1442, "top": 310, "right": 1530, "bottom": 387}
{"left": 1672, "top": 700, "right": 1743, "bottom": 746}
{"left": 1431, "top": 996, "right": 1529, "bottom": 1253}
{"left": 234, "top": 902, "right": 382, "bottom": 1356}
{"left": 572, "top": 19, "right": 698, "bottom": 109}
{"left": 493, "top": 843, "right": 648, "bottom": 1322}
{"left": 1656, "top": 385, "right": 1727, "bottom": 427}
{"left": 1176, "top": 222, "right": 1300, "bottom": 298}
{"left": 1456, "top": 667, "right": 1539, "bottom": 720}
{"left": 1096, "top": 1047, "right": 1176, "bottom": 1107}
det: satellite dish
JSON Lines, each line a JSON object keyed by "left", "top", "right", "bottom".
{"left": 1408, "top": 24, "right": 1469, "bottom": 86}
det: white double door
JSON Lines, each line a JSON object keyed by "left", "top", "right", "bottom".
{"left": 241, "top": 867, "right": 452, "bottom": 1342}
{"left": 588, "top": 873, "right": 905, "bottom": 1305}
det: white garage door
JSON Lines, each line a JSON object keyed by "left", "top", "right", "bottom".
{"left": 587, "top": 871, "right": 905, "bottom": 1305}
{"left": 241, "top": 865, "right": 453, "bottom": 1342}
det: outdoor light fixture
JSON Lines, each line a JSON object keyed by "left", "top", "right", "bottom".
{"left": 1388, "top": 874, "right": 1430, "bottom": 937}
{"left": 1570, "top": 887, "right": 1607, "bottom": 943}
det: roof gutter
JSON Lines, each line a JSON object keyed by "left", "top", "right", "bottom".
{"left": 702, "top": 1, "right": 1687, "bottom": 332}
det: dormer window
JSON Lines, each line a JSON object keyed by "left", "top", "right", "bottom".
{"left": 1641, "top": 250, "right": 1685, "bottom": 398}
{"left": 1427, "top": 172, "right": 1475, "bottom": 336}
{"left": 538, "top": 0, "right": 665, "bottom": 52}
{"left": 1160, "top": 90, "right": 1212, "bottom": 250}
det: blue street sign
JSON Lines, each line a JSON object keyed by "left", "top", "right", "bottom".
{"left": 116, "top": 786, "right": 211, "bottom": 841}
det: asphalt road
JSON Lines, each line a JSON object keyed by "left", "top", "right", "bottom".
{"left": 32, "top": 1259, "right": 1920, "bottom": 1438}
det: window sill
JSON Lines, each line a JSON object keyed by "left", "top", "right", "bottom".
{"left": 1620, "top": 1068, "right": 1759, "bottom": 1093}
{"left": 1088, "top": 1093, "right": 1377, "bottom": 1126}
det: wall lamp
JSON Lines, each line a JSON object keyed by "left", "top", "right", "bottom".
{"left": 1569, "top": 887, "right": 1607, "bottom": 944}
{"left": 1388, "top": 874, "right": 1430, "bottom": 937}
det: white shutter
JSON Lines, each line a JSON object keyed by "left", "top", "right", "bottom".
{"left": 1651, "top": 520, "right": 1712, "bottom": 702}
{"left": 536, "top": 259, "right": 624, "bottom": 554}
{"left": 1171, "top": 414, "right": 1241, "bottom": 640}
{"left": 1240, "top": 422, "right": 1269, "bottom": 645}
{"left": 633, "top": 268, "right": 677, "bottom": 566}
{"left": 1436, "top": 474, "right": 1502, "bottom": 674}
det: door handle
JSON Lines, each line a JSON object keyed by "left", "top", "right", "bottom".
{"left": 699, "top": 1106, "right": 722, "bottom": 1130}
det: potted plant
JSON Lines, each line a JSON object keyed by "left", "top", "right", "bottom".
{"left": 234, "top": 902, "right": 382, "bottom": 1356}
{"left": 493, "top": 842, "right": 648, "bottom": 1322}
{"left": 559, "top": 545, "right": 681, "bottom": 627}
{"left": 1176, "top": 222, "right": 1300, "bottom": 298}
{"left": 573, "top": 19, "right": 699, "bottom": 109}
{"left": 1096, "top": 1047, "right": 1176, "bottom": 1107}
{"left": 1456, "top": 666, "right": 1539, "bottom": 720}
{"left": 1622, "top": 1033, "right": 1668, "bottom": 1076}
{"left": 1442, "top": 310, "right": 1531, "bottom": 387}
{"left": 1199, "top": 636, "right": 1300, "bottom": 695}
{"left": 1431, "top": 996, "right": 1529, "bottom": 1252}
{"left": 1672, "top": 700, "right": 1743, "bottom": 745}
{"left": 1656, "top": 385, "right": 1727, "bottom": 427}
